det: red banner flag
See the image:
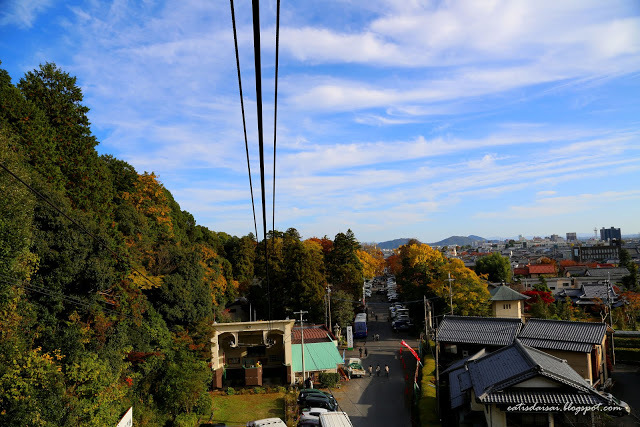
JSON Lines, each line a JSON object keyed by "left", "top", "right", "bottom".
{"left": 400, "top": 340, "right": 421, "bottom": 364}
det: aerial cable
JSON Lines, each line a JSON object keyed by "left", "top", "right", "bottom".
{"left": 229, "top": 0, "right": 259, "bottom": 241}
{"left": 271, "top": 0, "right": 280, "bottom": 238}
{"left": 251, "top": 0, "right": 272, "bottom": 323}
{"left": 0, "top": 161, "right": 159, "bottom": 292}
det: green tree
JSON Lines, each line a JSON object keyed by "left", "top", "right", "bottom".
{"left": 327, "top": 230, "right": 363, "bottom": 299}
{"left": 474, "top": 252, "right": 512, "bottom": 283}
{"left": 331, "top": 290, "right": 355, "bottom": 330}
{"left": 18, "top": 62, "right": 114, "bottom": 212}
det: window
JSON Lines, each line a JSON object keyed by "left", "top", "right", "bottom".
{"left": 503, "top": 304, "right": 511, "bottom": 310}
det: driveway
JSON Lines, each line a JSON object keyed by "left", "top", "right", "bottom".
{"left": 331, "top": 295, "right": 416, "bottom": 427}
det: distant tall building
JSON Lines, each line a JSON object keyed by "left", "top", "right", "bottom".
{"left": 566, "top": 232, "right": 577, "bottom": 242}
{"left": 600, "top": 227, "right": 621, "bottom": 243}
{"left": 550, "top": 234, "right": 560, "bottom": 242}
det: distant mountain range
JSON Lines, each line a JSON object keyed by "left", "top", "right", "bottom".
{"left": 376, "top": 235, "right": 486, "bottom": 250}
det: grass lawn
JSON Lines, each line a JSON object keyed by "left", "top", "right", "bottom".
{"left": 210, "top": 392, "right": 285, "bottom": 425}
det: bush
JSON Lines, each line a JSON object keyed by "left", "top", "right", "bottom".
{"left": 172, "top": 412, "right": 199, "bottom": 427}
{"left": 225, "top": 387, "right": 235, "bottom": 395}
{"left": 419, "top": 351, "right": 438, "bottom": 426}
{"left": 613, "top": 337, "right": 640, "bottom": 348}
{"left": 275, "top": 386, "right": 287, "bottom": 394}
{"left": 194, "top": 392, "right": 212, "bottom": 416}
{"left": 254, "top": 387, "right": 266, "bottom": 394}
{"left": 318, "top": 372, "right": 340, "bottom": 388}
{"left": 615, "top": 348, "right": 640, "bottom": 362}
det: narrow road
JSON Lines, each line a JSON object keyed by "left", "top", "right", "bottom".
{"left": 331, "top": 294, "right": 415, "bottom": 427}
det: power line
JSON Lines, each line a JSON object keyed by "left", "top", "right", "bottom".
{"left": 251, "top": 0, "right": 272, "bottom": 324}
{"left": 229, "top": 0, "right": 258, "bottom": 241}
{"left": 0, "top": 161, "right": 159, "bottom": 291}
{"left": 0, "top": 276, "right": 134, "bottom": 320}
{"left": 271, "top": 0, "right": 280, "bottom": 238}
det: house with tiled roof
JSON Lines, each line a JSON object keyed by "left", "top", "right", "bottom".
{"left": 528, "top": 264, "right": 557, "bottom": 277}
{"left": 444, "top": 340, "right": 629, "bottom": 426}
{"left": 436, "top": 316, "right": 523, "bottom": 362}
{"left": 489, "top": 285, "right": 528, "bottom": 319}
{"left": 518, "top": 319, "right": 610, "bottom": 387}
{"left": 557, "top": 284, "right": 624, "bottom": 310}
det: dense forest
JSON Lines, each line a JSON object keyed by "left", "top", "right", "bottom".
{"left": 0, "top": 62, "right": 386, "bottom": 426}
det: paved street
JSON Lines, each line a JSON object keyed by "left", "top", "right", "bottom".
{"left": 611, "top": 363, "right": 640, "bottom": 426}
{"left": 331, "top": 296, "right": 416, "bottom": 427}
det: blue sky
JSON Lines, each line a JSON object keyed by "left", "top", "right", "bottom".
{"left": 2, "top": 0, "right": 639, "bottom": 243}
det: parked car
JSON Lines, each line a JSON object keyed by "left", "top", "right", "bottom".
{"left": 298, "top": 407, "right": 329, "bottom": 426}
{"left": 299, "top": 395, "right": 338, "bottom": 412}
{"left": 298, "top": 389, "right": 337, "bottom": 407}
{"left": 247, "top": 418, "right": 287, "bottom": 427}
{"left": 392, "top": 320, "right": 412, "bottom": 332}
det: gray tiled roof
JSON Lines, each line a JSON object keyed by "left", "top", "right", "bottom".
{"left": 468, "top": 341, "right": 593, "bottom": 400}
{"left": 518, "top": 318, "right": 606, "bottom": 352}
{"left": 437, "top": 316, "right": 523, "bottom": 346}
{"left": 582, "top": 284, "right": 617, "bottom": 299}
{"left": 448, "top": 368, "right": 469, "bottom": 409}
{"left": 448, "top": 340, "right": 620, "bottom": 410}
{"left": 586, "top": 267, "right": 629, "bottom": 277}
{"left": 481, "top": 390, "right": 605, "bottom": 405}
{"left": 518, "top": 338, "right": 593, "bottom": 353}
{"left": 489, "top": 285, "right": 528, "bottom": 301}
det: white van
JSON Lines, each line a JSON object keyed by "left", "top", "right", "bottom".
{"left": 246, "top": 418, "right": 287, "bottom": 427}
{"left": 318, "top": 412, "right": 353, "bottom": 427}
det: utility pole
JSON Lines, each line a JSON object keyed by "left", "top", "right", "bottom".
{"left": 447, "top": 272, "right": 454, "bottom": 315}
{"left": 294, "top": 310, "right": 308, "bottom": 383}
{"left": 423, "top": 295, "right": 429, "bottom": 338}
{"left": 327, "top": 286, "right": 332, "bottom": 330}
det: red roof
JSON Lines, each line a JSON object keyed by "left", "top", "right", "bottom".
{"left": 292, "top": 326, "right": 333, "bottom": 344}
{"left": 513, "top": 267, "right": 529, "bottom": 276}
{"left": 528, "top": 264, "right": 556, "bottom": 274}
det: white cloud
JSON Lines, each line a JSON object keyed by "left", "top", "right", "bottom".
{"left": 475, "top": 190, "right": 640, "bottom": 220}
{"left": 0, "top": 0, "right": 52, "bottom": 29}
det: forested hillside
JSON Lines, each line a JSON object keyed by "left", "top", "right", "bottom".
{"left": 0, "top": 62, "right": 384, "bottom": 426}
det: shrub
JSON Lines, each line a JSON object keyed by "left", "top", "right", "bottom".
{"left": 419, "top": 351, "right": 438, "bottom": 426}
{"left": 194, "top": 392, "right": 212, "bottom": 416}
{"left": 225, "top": 387, "right": 235, "bottom": 395}
{"left": 275, "top": 386, "right": 287, "bottom": 394}
{"left": 615, "top": 348, "right": 640, "bottom": 362}
{"left": 172, "top": 412, "right": 199, "bottom": 427}
{"left": 254, "top": 387, "right": 266, "bottom": 394}
{"left": 318, "top": 372, "right": 340, "bottom": 388}
{"left": 613, "top": 337, "right": 640, "bottom": 348}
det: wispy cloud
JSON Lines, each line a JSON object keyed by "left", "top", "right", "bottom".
{"left": 0, "top": 0, "right": 52, "bottom": 29}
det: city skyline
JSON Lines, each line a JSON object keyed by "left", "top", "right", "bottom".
{"left": 2, "top": 1, "right": 639, "bottom": 243}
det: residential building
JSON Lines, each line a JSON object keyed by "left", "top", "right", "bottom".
{"left": 444, "top": 340, "right": 628, "bottom": 427}
{"left": 489, "top": 285, "right": 528, "bottom": 319}
{"left": 518, "top": 319, "right": 610, "bottom": 387}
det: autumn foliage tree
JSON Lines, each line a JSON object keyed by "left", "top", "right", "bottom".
{"left": 396, "top": 243, "right": 490, "bottom": 317}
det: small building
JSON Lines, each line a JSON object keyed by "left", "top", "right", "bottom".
{"left": 445, "top": 340, "right": 629, "bottom": 427}
{"left": 518, "top": 318, "right": 610, "bottom": 388}
{"left": 291, "top": 326, "right": 344, "bottom": 383}
{"left": 489, "top": 285, "right": 528, "bottom": 319}
{"left": 210, "top": 320, "right": 295, "bottom": 388}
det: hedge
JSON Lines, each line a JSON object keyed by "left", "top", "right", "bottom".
{"left": 419, "top": 350, "right": 439, "bottom": 426}
{"left": 615, "top": 347, "right": 640, "bottom": 362}
{"left": 612, "top": 337, "right": 640, "bottom": 348}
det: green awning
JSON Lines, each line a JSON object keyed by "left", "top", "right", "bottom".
{"left": 292, "top": 342, "right": 344, "bottom": 373}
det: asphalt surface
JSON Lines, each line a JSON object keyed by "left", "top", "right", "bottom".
{"left": 331, "top": 294, "right": 416, "bottom": 427}
{"left": 611, "top": 363, "right": 640, "bottom": 426}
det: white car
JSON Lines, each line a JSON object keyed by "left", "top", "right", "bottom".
{"left": 298, "top": 407, "right": 330, "bottom": 426}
